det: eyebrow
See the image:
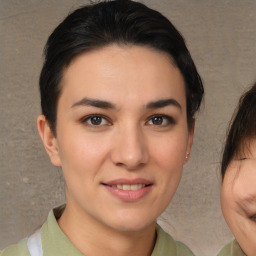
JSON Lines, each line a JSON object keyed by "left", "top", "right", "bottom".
{"left": 71, "top": 97, "right": 182, "bottom": 110}
{"left": 71, "top": 98, "right": 116, "bottom": 109}
{"left": 146, "top": 99, "right": 182, "bottom": 110}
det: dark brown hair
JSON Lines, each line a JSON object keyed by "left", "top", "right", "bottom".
{"left": 221, "top": 82, "right": 256, "bottom": 180}
{"left": 39, "top": 0, "right": 204, "bottom": 135}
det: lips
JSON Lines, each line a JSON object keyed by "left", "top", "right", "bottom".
{"left": 102, "top": 178, "right": 153, "bottom": 201}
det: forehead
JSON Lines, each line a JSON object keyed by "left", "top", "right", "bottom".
{"left": 235, "top": 138, "right": 256, "bottom": 159}
{"left": 224, "top": 139, "right": 256, "bottom": 184}
{"left": 59, "top": 44, "right": 186, "bottom": 107}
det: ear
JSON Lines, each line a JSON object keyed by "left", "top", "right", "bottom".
{"left": 184, "top": 120, "right": 195, "bottom": 164}
{"left": 37, "top": 115, "right": 61, "bottom": 166}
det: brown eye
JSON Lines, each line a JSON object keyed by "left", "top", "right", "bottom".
{"left": 90, "top": 116, "right": 103, "bottom": 125}
{"left": 147, "top": 115, "right": 175, "bottom": 126}
{"left": 152, "top": 116, "right": 164, "bottom": 125}
{"left": 81, "top": 115, "right": 110, "bottom": 127}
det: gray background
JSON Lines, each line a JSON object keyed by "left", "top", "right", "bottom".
{"left": 1, "top": 1, "right": 256, "bottom": 255}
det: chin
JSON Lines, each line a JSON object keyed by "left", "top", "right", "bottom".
{"left": 106, "top": 211, "right": 156, "bottom": 233}
{"left": 110, "top": 222, "right": 154, "bottom": 233}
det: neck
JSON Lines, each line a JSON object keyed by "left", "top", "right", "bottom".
{"left": 58, "top": 203, "right": 156, "bottom": 256}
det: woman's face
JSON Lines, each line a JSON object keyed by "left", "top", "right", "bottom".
{"left": 221, "top": 141, "right": 256, "bottom": 255}
{"left": 42, "top": 44, "right": 193, "bottom": 232}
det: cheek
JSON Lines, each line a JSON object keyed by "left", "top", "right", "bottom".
{"left": 57, "top": 131, "right": 110, "bottom": 177}
{"left": 221, "top": 174, "right": 252, "bottom": 234}
{"left": 150, "top": 133, "right": 188, "bottom": 169}
{"left": 221, "top": 185, "right": 233, "bottom": 224}
{"left": 149, "top": 134, "right": 188, "bottom": 194}
{"left": 221, "top": 185, "right": 256, "bottom": 256}
{"left": 221, "top": 172, "right": 242, "bottom": 222}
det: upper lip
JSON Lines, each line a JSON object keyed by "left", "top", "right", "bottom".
{"left": 102, "top": 178, "right": 153, "bottom": 186}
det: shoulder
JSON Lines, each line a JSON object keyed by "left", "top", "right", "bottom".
{"left": 153, "top": 224, "right": 194, "bottom": 256}
{"left": 1, "top": 238, "right": 30, "bottom": 256}
{"left": 0, "top": 205, "right": 64, "bottom": 256}
{"left": 217, "top": 238, "right": 246, "bottom": 256}
{"left": 175, "top": 241, "right": 195, "bottom": 256}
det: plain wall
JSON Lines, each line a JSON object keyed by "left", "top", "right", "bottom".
{"left": 1, "top": 1, "right": 256, "bottom": 255}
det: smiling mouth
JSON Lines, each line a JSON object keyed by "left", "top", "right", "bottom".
{"left": 102, "top": 181, "right": 152, "bottom": 201}
{"left": 106, "top": 184, "right": 150, "bottom": 190}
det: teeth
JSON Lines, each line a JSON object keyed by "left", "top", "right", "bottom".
{"left": 123, "top": 185, "right": 130, "bottom": 190}
{"left": 131, "top": 184, "right": 138, "bottom": 190}
{"left": 111, "top": 184, "right": 146, "bottom": 190}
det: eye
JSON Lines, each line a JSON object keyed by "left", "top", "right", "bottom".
{"left": 146, "top": 115, "right": 175, "bottom": 126}
{"left": 81, "top": 115, "right": 110, "bottom": 127}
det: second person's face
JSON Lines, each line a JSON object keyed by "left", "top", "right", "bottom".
{"left": 51, "top": 44, "right": 193, "bottom": 233}
{"left": 221, "top": 141, "right": 256, "bottom": 256}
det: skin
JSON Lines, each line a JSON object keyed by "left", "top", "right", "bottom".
{"left": 221, "top": 141, "right": 256, "bottom": 256}
{"left": 38, "top": 44, "right": 194, "bottom": 256}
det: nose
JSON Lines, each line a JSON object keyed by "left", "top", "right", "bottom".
{"left": 110, "top": 125, "right": 149, "bottom": 170}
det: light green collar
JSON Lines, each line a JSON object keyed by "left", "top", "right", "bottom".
{"left": 41, "top": 205, "right": 183, "bottom": 256}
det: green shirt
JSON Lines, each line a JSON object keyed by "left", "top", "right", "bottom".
{"left": 217, "top": 238, "right": 246, "bottom": 256}
{"left": 1, "top": 206, "right": 194, "bottom": 256}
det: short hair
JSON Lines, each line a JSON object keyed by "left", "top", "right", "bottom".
{"left": 221, "top": 82, "right": 256, "bottom": 180}
{"left": 39, "top": 0, "right": 204, "bottom": 135}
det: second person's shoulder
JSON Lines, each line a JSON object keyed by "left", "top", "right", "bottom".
{"left": 217, "top": 238, "right": 246, "bottom": 256}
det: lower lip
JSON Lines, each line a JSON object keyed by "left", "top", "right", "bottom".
{"left": 104, "top": 185, "right": 152, "bottom": 202}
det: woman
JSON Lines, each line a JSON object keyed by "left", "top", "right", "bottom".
{"left": 1, "top": 1, "right": 204, "bottom": 255}
{"left": 218, "top": 82, "right": 256, "bottom": 256}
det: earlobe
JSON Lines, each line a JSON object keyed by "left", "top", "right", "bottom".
{"left": 37, "top": 115, "right": 61, "bottom": 166}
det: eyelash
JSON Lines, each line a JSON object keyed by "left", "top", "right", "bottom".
{"left": 80, "top": 114, "right": 111, "bottom": 127}
{"left": 80, "top": 114, "right": 175, "bottom": 127}
{"left": 146, "top": 114, "right": 176, "bottom": 126}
